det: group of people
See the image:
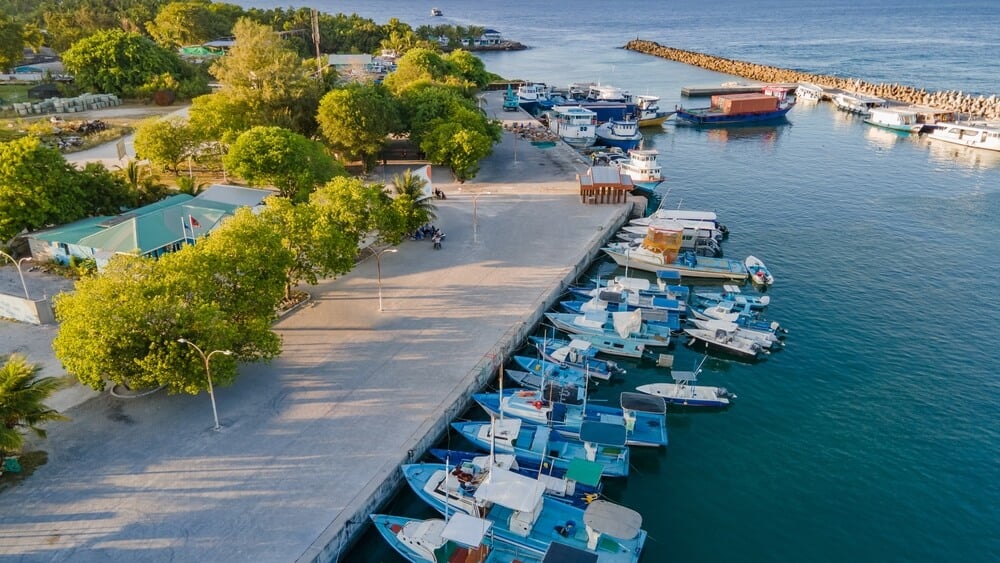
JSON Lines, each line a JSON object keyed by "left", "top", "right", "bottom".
{"left": 411, "top": 224, "right": 446, "bottom": 249}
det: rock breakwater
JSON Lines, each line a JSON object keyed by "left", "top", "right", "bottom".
{"left": 625, "top": 40, "right": 1000, "bottom": 120}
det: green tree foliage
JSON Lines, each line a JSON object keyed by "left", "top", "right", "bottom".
{"left": 0, "top": 137, "right": 85, "bottom": 242}
{"left": 0, "top": 18, "right": 26, "bottom": 73}
{"left": 133, "top": 117, "right": 197, "bottom": 174}
{"left": 383, "top": 48, "right": 452, "bottom": 95}
{"left": 390, "top": 169, "right": 437, "bottom": 236}
{"left": 0, "top": 354, "right": 66, "bottom": 456}
{"left": 224, "top": 126, "right": 345, "bottom": 201}
{"left": 209, "top": 18, "right": 325, "bottom": 136}
{"left": 53, "top": 209, "right": 293, "bottom": 395}
{"left": 397, "top": 83, "right": 475, "bottom": 144}
{"left": 421, "top": 124, "right": 494, "bottom": 183}
{"left": 62, "top": 29, "right": 185, "bottom": 96}
{"left": 146, "top": 1, "right": 235, "bottom": 49}
{"left": 38, "top": 0, "right": 164, "bottom": 52}
{"left": 444, "top": 49, "right": 490, "bottom": 89}
{"left": 186, "top": 92, "right": 254, "bottom": 145}
{"left": 76, "top": 162, "right": 134, "bottom": 214}
{"left": 316, "top": 83, "right": 400, "bottom": 172}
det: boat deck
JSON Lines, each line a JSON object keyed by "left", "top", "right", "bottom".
{"left": 681, "top": 83, "right": 799, "bottom": 97}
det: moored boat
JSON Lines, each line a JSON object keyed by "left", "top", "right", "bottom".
{"left": 675, "top": 86, "right": 794, "bottom": 125}
{"left": 687, "top": 317, "right": 783, "bottom": 349}
{"left": 614, "top": 148, "right": 662, "bottom": 188}
{"left": 532, "top": 337, "right": 626, "bottom": 377}
{"left": 684, "top": 326, "right": 766, "bottom": 360}
{"left": 635, "top": 360, "right": 735, "bottom": 408}
{"left": 926, "top": 121, "right": 1000, "bottom": 152}
{"left": 744, "top": 255, "right": 774, "bottom": 286}
{"left": 635, "top": 94, "right": 673, "bottom": 127}
{"left": 516, "top": 83, "right": 549, "bottom": 114}
{"left": 795, "top": 82, "right": 825, "bottom": 102}
{"left": 512, "top": 354, "right": 613, "bottom": 382}
{"left": 370, "top": 513, "right": 539, "bottom": 563}
{"left": 544, "top": 310, "right": 673, "bottom": 349}
{"left": 546, "top": 105, "right": 598, "bottom": 148}
{"left": 595, "top": 119, "right": 642, "bottom": 150}
{"left": 832, "top": 92, "right": 887, "bottom": 116}
{"left": 603, "top": 231, "right": 747, "bottom": 280}
{"left": 693, "top": 284, "right": 770, "bottom": 310}
{"left": 528, "top": 334, "right": 646, "bottom": 359}
{"left": 864, "top": 107, "right": 924, "bottom": 133}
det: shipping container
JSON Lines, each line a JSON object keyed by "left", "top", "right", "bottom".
{"left": 711, "top": 93, "right": 780, "bottom": 114}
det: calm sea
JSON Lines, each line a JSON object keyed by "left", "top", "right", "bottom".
{"left": 238, "top": 1, "right": 1000, "bottom": 561}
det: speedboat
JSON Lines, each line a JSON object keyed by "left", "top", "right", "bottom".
{"left": 832, "top": 92, "right": 887, "bottom": 116}
{"left": 926, "top": 121, "right": 1000, "bottom": 152}
{"left": 684, "top": 326, "right": 766, "bottom": 360}
{"left": 635, "top": 359, "right": 735, "bottom": 407}
{"left": 745, "top": 255, "right": 774, "bottom": 286}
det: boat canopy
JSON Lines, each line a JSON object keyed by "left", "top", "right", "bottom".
{"left": 441, "top": 512, "right": 493, "bottom": 547}
{"left": 542, "top": 542, "right": 600, "bottom": 563}
{"left": 620, "top": 391, "right": 667, "bottom": 414}
{"left": 583, "top": 499, "right": 643, "bottom": 539}
{"left": 611, "top": 310, "right": 640, "bottom": 339}
{"left": 671, "top": 370, "right": 698, "bottom": 382}
{"left": 611, "top": 276, "right": 650, "bottom": 291}
{"left": 470, "top": 453, "right": 517, "bottom": 471}
{"left": 579, "top": 421, "right": 628, "bottom": 446}
{"left": 656, "top": 270, "right": 682, "bottom": 283}
{"left": 473, "top": 467, "right": 545, "bottom": 512}
{"left": 565, "top": 457, "right": 604, "bottom": 487}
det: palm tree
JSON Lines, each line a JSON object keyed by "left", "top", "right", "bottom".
{"left": 392, "top": 169, "right": 437, "bottom": 233}
{"left": 0, "top": 355, "right": 67, "bottom": 458}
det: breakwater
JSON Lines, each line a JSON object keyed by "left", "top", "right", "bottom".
{"left": 624, "top": 40, "right": 1000, "bottom": 120}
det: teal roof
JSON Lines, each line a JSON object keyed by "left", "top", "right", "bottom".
{"left": 30, "top": 215, "right": 114, "bottom": 244}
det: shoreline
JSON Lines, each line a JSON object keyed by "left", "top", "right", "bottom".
{"left": 624, "top": 39, "right": 1000, "bottom": 120}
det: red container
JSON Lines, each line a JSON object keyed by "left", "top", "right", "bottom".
{"left": 711, "top": 93, "right": 779, "bottom": 114}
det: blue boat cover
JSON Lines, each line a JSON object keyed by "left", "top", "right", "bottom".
{"left": 542, "top": 542, "right": 599, "bottom": 563}
{"left": 656, "top": 269, "right": 682, "bottom": 282}
{"left": 579, "top": 421, "right": 627, "bottom": 446}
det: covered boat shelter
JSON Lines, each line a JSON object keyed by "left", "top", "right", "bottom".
{"left": 578, "top": 165, "right": 634, "bottom": 204}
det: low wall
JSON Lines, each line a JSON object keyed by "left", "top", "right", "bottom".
{"left": 297, "top": 203, "right": 634, "bottom": 563}
{"left": 0, "top": 293, "right": 55, "bottom": 325}
{"left": 624, "top": 40, "right": 1000, "bottom": 120}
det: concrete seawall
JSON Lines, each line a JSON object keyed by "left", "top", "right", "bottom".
{"left": 624, "top": 39, "right": 1000, "bottom": 120}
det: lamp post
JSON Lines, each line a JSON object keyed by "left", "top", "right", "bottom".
{"left": 472, "top": 191, "right": 492, "bottom": 244}
{"left": 0, "top": 251, "right": 31, "bottom": 299}
{"left": 177, "top": 338, "right": 232, "bottom": 431}
{"left": 373, "top": 247, "right": 398, "bottom": 312}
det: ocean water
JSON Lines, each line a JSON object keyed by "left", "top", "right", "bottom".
{"left": 234, "top": 1, "right": 1000, "bottom": 561}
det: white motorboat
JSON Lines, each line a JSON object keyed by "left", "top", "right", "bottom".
{"left": 795, "top": 82, "right": 824, "bottom": 102}
{"left": 603, "top": 242, "right": 748, "bottom": 280}
{"left": 687, "top": 317, "right": 783, "bottom": 349}
{"left": 832, "top": 92, "right": 887, "bottom": 116}
{"left": 864, "top": 107, "right": 924, "bottom": 134}
{"left": 684, "top": 327, "right": 766, "bottom": 360}
{"left": 926, "top": 121, "right": 1000, "bottom": 152}
{"left": 620, "top": 223, "right": 722, "bottom": 256}
{"left": 635, "top": 359, "right": 735, "bottom": 408}
{"left": 546, "top": 105, "right": 598, "bottom": 148}
{"left": 745, "top": 255, "right": 774, "bottom": 286}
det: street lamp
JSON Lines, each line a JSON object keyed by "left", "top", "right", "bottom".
{"left": 177, "top": 338, "right": 232, "bottom": 431}
{"left": 373, "top": 247, "right": 398, "bottom": 312}
{"left": 0, "top": 250, "right": 31, "bottom": 299}
{"left": 472, "top": 191, "right": 492, "bottom": 244}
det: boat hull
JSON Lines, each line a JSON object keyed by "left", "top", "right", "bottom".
{"left": 863, "top": 118, "right": 923, "bottom": 134}
{"left": 635, "top": 383, "right": 733, "bottom": 408}
{"left": 674, "top": 105, "right": 793, "bottom": 125}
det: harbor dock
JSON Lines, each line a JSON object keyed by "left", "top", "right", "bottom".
{"left": 681, "top": 83, "right": 799, "bottom": 97}
{"left": 0, "top": 91, "right": 638, "bottom": 562}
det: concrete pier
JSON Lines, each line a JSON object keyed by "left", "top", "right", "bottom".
{"left": 0, "top": 92, "right": 640, "bottom": 562}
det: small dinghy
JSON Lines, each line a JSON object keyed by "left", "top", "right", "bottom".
{"left": 744, "top": 255, "right": 774, "bottom": 287}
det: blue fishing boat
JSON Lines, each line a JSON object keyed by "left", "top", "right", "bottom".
{"left": 693, "top": 284, "right": 771, "bottom": 310}
{"left": 560, "top": 291, "right": 685, "bottom": 326}
{"left": 595, "top": 119, "right": 642, "bottom": 150}
{"left": 531, "top": 338, "right": 626, "bottom": 377}
{"left": 370, "top": 513, "right": 541, "bottom": 563}
{"left": 474, "top": 389, "right": 668, "bottom": 447}
{"left": 675, "top": 86, "right": 794, "bottom": 125}
{"left": 404, "top": 463, "right": 646, "bottom": 561}
{"left": 544, "top": 311, "right": 672, "bottom": 349}
{"left": 690, "top": 302, "right": 787, "bottom": 335}
{"left": 574, "top": 271, "right": 690, "bottom": 302}
{"left": 452, "top": 418, "right": 630, "bottom": 477}
{"left": 513, "top": 354, "right": 614, "bottom": 382}
{"left": 402, "top": 454, "right": 602, "bottom": 512}
{"left": 528, "top": 334, "right": 646, "bottom": 360}
{"left": 507, "top": 368, "right": 588, "bottom": 395}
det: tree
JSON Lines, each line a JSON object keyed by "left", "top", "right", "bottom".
{"left": 224, "top": 126, "right": 345, "bottom": 201}
{"left": 316, "top": 83, "right": 400, "bottom": 172}
{"left": 187, "top": 92, "right": 254, "bottom": 146}
{"left": 383, "top": 48, "right": 450, "bottom": 95}
{"left": 445, "top": 50, "right": 490, "bottom": 89}
{"left": 62, "top": 29, "right": 184, "bottom": 96}
{"left": 421, "top": 123, "right": 494, "bottom": 183}
{"left": 391, "top": 169, "right": 437, "bottom": 236}
{"left": 398, "top": 83, "right": 475, "bottom": 143}
{"left": 133, "top": 117, "right": 197, "bottom": 174}
{"left": 75, "top": 162, "right": 134, "bottom": 214}
{"left": 146, "top": 1, "right": 235, "bottom": 49}
{"left": 0, "top": 354, "right": 66, "bottom": 457}
{"left": 0, "top": 137, "right": 85, "bottom": 242}
{"left": 53, "top": 209, "right": 294, "bottom": 395}
{"left": 0, "top": 17, "right": 25, "bottom": 73}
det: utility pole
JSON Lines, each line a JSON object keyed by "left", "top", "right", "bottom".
{"left": 312, "top": 9, "right": 323, "bottom": 76}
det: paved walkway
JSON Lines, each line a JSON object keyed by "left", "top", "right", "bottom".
{"left": 0, "top": 95, "right": 635, "bottom": 562}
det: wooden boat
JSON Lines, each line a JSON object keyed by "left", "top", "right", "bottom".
{"left": 864, "top": 107, "right": 924, "bottom": 134}
{"left": 744, "top": 255, "right": 774, "bottom": 286}
{"left": 926, "top": 121, "right": 1000, "bottom": 152}
{"left": 474, "top": 389, "right": 668, "bottom": 447}
{"left": 635, "top": 359, "right": 736, "bottom": 408}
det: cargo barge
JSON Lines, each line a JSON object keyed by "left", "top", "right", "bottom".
{"left": 675, "top": 86, "right": 794, "bottom": 125}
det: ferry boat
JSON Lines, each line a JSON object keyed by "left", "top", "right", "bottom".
{"left": 586, "top": 83, "right": 632, "bottom": 103}
{"left": 595, "top": 118, "right": 642, "bottom": 150}
{"left": 546, "top": 105, "right": 597, "bottom": 148}
{"left": 863, "top": 107, "right": 924, "bottom": 134}
{"left": 635, "top": 94, "right": 672, "bottom": 127}
{"left": 926, "top": 121, "right": 1000, "bottom": 152}
{"left": 795, "top": 82, "right": 825, "bottom": 102}
{"left": 832, "top": 92, "right": 887, "bottom": 116}
{"left": 675, "top": 86, "right": 794, "bottom": 125}
{"left": 615, "top": 148, "right": 662, "bottom": 187}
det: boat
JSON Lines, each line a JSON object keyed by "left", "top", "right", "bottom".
{"left": 675, "top": 86, "right": 794, "bottom": 125}
{"left": 693, "top": 284, "right": 770, "bottom": 310}
{"left": 926, "top": 121, "right": 1000, "bottom": 152}
{"left": 402, "top": 454, "right": 602, "bottom": 512}
{"left": 642, "top": 207, "right": 729, "bottom": 238}
{"left": 404, "top": 463, "right": 646, "bottom": 561}
{"left": 832, "top": 92, "right": 887, "bottom": 116}
{"left": 635, "top": 358, "right": 735, "bottom": 408}
{"left": 516, "top": 83, "right": 549, "bottom": 114}
{"left": 586, "top": 84, "right": 632, "bottom": 103}
{"left": 512, "top": 354, "right": 614, "bottom": 382}
{"left": 370, "top": 513, "right": 541, "bottom": 563}
{"left": 687, "top": 317, "right": 783, "bottom": 349}
{"left": 543, "top": 310, "right": 672, "bottom": 349}
{"left": 744, "top": 255, "right": 774, "bottom": 286}
{"left": 602, "top": 233, "right": 748, "bottom": 280}
{"left": 629, "top": 216, "right": 726, "bottom": 242}
{"left": 635, "top": 95, "right": 672, "bottom": 127}
{"left": 451, "top": 418, "right": 631, "bottom": 477}
{"left": 795, "top": 82, "right": 825, "bottom": 102}
{"left": 864, "top": 107, "right": 924, "bottom": 134}
{"left": 620, "top": 224, "right": 722, "bottom": 256}
{"left": 430, "top": 7, "right": 443, "bottom": 16}
{"left": 546, "top": 105, "right": 598, "bottom": 148}
{"left": 531, "top": 338, "right": 626, "bottom": 377}
{"left": 474, "top": 389, "right": 668, "bottom": 447}
{"left": 690, "top": 302, "right": 786, "bottom": 335}
{"left": 574, "top": 272, "right": 690, "bottom": 303}
{"left": 528, "top": 334, "right": 645, "bottom": 360}
{"left": 614, "top": 149, "right": 662, "bottom": 188}
{"left": 505, "top": 369, "right": 588, "bottom": 396}
{"left": 684, "top": 326, "right": 766, "bottom": 360}
{"left": 595, "top": 119, "right": 642, "bottom": 151}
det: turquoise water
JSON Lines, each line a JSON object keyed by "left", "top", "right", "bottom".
{"left": 231, "top": 1, "right": 1000, "bottom": 560}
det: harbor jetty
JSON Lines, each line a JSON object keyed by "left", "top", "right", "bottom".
{"left": 624, "top": 39, "right": 1000, "bottom": 120}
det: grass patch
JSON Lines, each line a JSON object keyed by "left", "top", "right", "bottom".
{"left": 0, "top": 451, "right": 48, "bottom": 494}
{"left": 0, "top": 84, "right": 32, "bottom": 105}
